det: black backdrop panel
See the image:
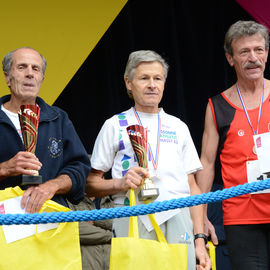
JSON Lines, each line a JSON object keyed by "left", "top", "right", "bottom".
{"left": 54, "top": 0, "right": 268, "bottom": 156}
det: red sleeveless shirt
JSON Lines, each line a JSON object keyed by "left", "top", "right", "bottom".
{"left": 210, "top": 92, "right": 270, "bottom": 225}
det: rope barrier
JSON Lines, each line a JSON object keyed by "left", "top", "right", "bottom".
{"left": 1, "top": 178, "right": 270, "bottom": 225}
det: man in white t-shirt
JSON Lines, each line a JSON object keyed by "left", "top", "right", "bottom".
{"left": 86, "top": 50, "right": 211, "bottom": 269}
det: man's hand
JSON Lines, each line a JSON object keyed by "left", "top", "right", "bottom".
{"left": 195, "top": 238, "right": 212, "bottom": 270}
{"left": 21, "top": 181, "right": 58, "bottom": 213}
{"left": 0, "top": 152, "right": 42, "bottom": 180}
{"left": 114, "top": 167, "right": 149, "bottom": 191}
{"left": 21, "top": 175, "right": 72, "bottom": 213}
{"left": 204, "top": 214, "right": 218, "bottom": 246}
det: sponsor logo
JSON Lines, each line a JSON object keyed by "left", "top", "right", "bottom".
{"left": 160, "top": 129, "right": 178, "bottom": 144}
{"left": 23, "top": 108, "right": 38, "bottom": 120}
{"left": 179, "top": 232, "right": 191, "bottom": 244}
{"left": 238, "top": 130, "right": 245, "bottom": 136}
{"left": 0, "top": 204, "right": 5, "bottom": 214}
{"left": 256, "top": 136, "right": 262, "bottom": 148}
{"left": 127, "top": 130, "right": 142, "bottom": 138}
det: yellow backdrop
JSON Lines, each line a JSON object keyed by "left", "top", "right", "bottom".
{"left": 0, "top": 0, "right": 127, "bottom": 105}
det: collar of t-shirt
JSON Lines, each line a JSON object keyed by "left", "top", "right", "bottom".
{"left": 1, "top": 104, "right": 23, "bottom": 141}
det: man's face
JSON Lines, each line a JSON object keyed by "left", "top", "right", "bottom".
{"left": 4, "top": 48, "right": 44, "bottom": 102}
{"left": 226, "top": 33, "right": 269, "bottom": 81}
{"left": 125, "top": 61, "right": 165, "bottom": 113}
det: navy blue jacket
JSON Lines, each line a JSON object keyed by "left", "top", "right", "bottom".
{"left": 0, "top": 95, "right": 90, "bottom": 207}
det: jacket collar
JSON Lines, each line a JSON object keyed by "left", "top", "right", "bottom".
{"left": 0, "top": 95, "right": 59, "bottom": 122}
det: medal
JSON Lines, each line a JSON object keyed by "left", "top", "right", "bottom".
{"left": 236, "top": 81, "right": 264, "bottom": 156}
{"left": 253, "top": 145, "right": 257, "bottom": 155}
{"left": 133, "top": 107, "right": 161, "bottom": 170}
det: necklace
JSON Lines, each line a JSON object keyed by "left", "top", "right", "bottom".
{"left": 236, "top": 80, "right": 264, "bottom": 155}
{"left": 133, "top": 107, "right": 161, "bottom": 170}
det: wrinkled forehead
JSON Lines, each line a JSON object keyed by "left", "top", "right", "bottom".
{"left": 12, "top": 48, "right": 44, "bottom": 67}
{"left": 232, "top": 33, "right": 266, "bottom": 47}
{"left": 230, "top": 33, "right": 268, "bottom": 56}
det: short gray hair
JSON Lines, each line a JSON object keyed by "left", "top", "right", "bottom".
{"left": 2, "top": 47, "right": 47, "bottom": 76}
{"left": 124, "top": 50, "right": 169, "bottom": 98}
{"left": 224, "top": 20, "right": 269, "bottom": 56}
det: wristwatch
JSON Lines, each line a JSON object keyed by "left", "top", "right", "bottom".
{"left": 194, "top": 233, "right": 208, "bottom": 245}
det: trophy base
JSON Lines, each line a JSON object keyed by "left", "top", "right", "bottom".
{"left": 21, "top": 175, "right": 43, "bottom": 186}
{"left": 138, "top": 188, "right": 159, "bottom": 201}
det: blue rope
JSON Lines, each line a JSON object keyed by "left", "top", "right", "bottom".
{"left": 1, "top": 178, "right": 270, "bottom": 225}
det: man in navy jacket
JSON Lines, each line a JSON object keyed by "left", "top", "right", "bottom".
{"left": 0, "top": 47, "right": 90, "bottom": 212}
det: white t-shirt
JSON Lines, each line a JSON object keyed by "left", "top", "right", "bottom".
{"left": 91, "top": 107, "right": 202, "bottom": 205}
{"left": 1, "top": 105, "right": 23, "bottom": 141}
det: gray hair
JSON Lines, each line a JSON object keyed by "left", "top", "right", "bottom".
{"left": 224, "top": 20, "right": 269, "bottom": 56}
{"left": 2, "top": 47, "right": 47, "bottom": 77}
{"left": 124, "top": 50, "right": 169, "bottom": 98}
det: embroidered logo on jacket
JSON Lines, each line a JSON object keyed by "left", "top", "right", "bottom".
{"left": 48, "top": 137, "right": 63, "bottom": 158}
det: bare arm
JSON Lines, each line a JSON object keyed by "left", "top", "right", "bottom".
{"left": 188, "top": 174, "right": 211, "bottom": 270}
{"left": 196, "top": 103, "right": 219, "bottom": 193}
{"left": 196, "top": 102, "right": 220, "bottom": 245}
{"left": 86, "top": 167, "right": 149, "bottom": 198}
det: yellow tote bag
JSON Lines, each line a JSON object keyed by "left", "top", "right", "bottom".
{"left": 0, "top": 186, "right": 82, "bottom": 270}
{"left": 208, "top": 241, "right": 216, "bottom": 270}
{"left": 110, "top": 189, "right": 188, "bottom": 270}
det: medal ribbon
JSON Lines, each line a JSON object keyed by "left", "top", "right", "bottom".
{"left": 236, "top": 80, "right": 264, "bottom": 135}
{"left": 133, "top": 107, "right": 161, "bottom": 170}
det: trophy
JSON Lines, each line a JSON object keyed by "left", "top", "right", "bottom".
{"left": 18, "top": 104, "right": 42, "bottom": 185}
{"left": 127, "top": 124, "right": 159, "bottom": 201}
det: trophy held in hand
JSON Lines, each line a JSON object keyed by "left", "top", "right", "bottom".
{"left": 127, "top": 124, "right": 159, "bottom": 201}
{"left": 18, "top": 104, "right": 42, "bottom": 185}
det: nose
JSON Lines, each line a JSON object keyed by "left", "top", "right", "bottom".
{"left": 248, "top": 50, "right": 258, "bottom": 62}
{"left": 148, "top": 78, "right": 156, "bottom": 88}
{"left": 25, "top": 66, "right": 34, "bottom": 78}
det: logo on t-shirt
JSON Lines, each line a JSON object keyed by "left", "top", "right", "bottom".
{"left": 160, "top": 129, "right": 178, "bottom": 144}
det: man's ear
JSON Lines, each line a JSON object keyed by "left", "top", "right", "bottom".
{"left": 124, "top": 76, "right": 131, "bottom": 91}
{"left": 4, "top": 72, "right": 11, "bottom": 87}
{"left": 225, "top": 53, "right": 234, "bottom": 67}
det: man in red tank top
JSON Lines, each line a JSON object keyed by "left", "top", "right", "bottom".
{"left": 197, "top": 20, "right": 270, "bottom": 270}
